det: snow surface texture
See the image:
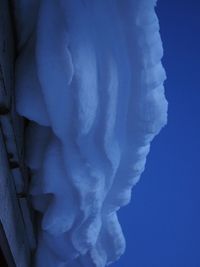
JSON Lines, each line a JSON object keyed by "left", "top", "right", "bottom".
{"left": 12, "top": 0, "right": 168, "bottom": 266}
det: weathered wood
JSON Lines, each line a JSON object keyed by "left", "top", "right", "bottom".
{"left": 0, "top": 128, "right": 30, "bottom": 267}
{"left": 0, "top": 1, "right": 36, "bottom": 266}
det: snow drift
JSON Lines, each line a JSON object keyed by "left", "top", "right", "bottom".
{"left": 12, "top": 0, "right": 168, "bottom": 266}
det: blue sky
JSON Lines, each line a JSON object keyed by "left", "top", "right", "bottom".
{"left": 114, "top": 1, "right": 200, "bottom": 266}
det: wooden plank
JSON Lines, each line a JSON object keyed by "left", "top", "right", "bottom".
{"left": 0, "top": 1, "right": 36, "bottom": 266}
{"left": 0, "top": 128, "right": 30, "bottom": 267}
{"left": 0, "top": 221, "right": 16, "bottom": 267}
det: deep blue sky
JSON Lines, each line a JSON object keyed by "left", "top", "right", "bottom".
{"left": 114, "top": 1, "right": 200, "bottom": 267}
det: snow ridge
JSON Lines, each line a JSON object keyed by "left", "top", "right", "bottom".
{"left": 12, "top": 0, "right": 167, "bottom": 266}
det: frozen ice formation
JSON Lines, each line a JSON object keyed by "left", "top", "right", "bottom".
{"left": 12, "top": 0, "right": 168, "bottom": 266}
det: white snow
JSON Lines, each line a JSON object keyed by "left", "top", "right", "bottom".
{"left": 12, "top": 0, "right": 168, "bottom": 266}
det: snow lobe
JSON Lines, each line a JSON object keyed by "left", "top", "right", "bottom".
{"left": 13, "top": 0, "right": 167, "bottom": 266}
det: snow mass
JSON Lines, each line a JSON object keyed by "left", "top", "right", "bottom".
{"left": 12, "top": 0, "right": 168, "bottom": 266}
